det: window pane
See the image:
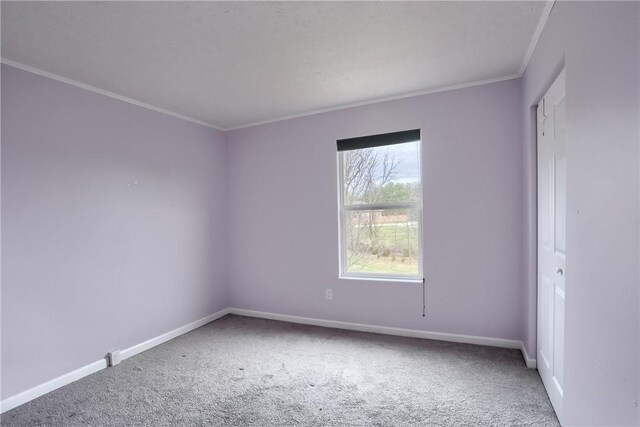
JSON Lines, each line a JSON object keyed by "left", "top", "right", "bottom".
{"left": 344, "top": 208, "right": 420, "bottom": 276}
{"left": 343, "top": 141, "right": 421, "bottom": 206}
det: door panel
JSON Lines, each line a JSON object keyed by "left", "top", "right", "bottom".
{"left": 539, "top": 276, "right": 552, "bottom": 369}
{"left": 537, "top": 69, "right": 565, "bottom": 424}
{"left": 540, "top": 157, "right": 552, "bottom": 249}
{"left": 555, "top": 151, "right": 566, "bottom": 255}
{"left": 553, "top": 285, "right": 565, "bottom": 391}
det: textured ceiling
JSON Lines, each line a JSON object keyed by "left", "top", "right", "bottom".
{"left": 1, "top": 1, "right": 549, "bottom": 129}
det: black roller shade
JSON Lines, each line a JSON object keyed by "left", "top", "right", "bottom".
{"left": 337, "top": 129, "right": 420, "bottom": 152}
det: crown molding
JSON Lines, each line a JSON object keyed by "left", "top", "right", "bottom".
{"left": 519, "top": 0, "right": 556, "bottom": 77}
{"left": 2, "top": 2, "right": 554, "bottom": 132}
{"left": 225, "top": 73, "right": 522, "bottom": 131}
{"left": 222, "top": 1, "right": 556, "bottom": 131}
{"left": 1, "top": 58, "right": 225, "bottom": 131}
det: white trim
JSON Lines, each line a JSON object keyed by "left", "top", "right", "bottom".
{"left": 1, "top": 59, "right": 519, "bottom": 133}
{"left": 226, "top": 74, "right": 521, "bottom": 131}
{"left": 0, "top": 306, "right": 537, "bottom": 414}
{"left": 228, "top": 308, "right": 536, "bottom": 369}
{"left": 520, "top": 341, "right": 538, "bottom": 369}
{"left": 0, "top": 308, "right": 230, "bottom": 414}
{"left": 337, "top": 150, "right": 347, "bottom": 280}
{"left": 336, "top": 138, "right": 424, "bottom": 282}
{"left": 120, "top": 308, "right": 230, "bottom": 360}
{"left": 344, "top": 202, "right": 421, "bottom": 211}
{"left": 338, "top": 275, "right": 423, "bottom": 284}
{"left": 0, "top": 58, "right": 224, "bottom": 131}
{"left": 2, "top": 3, "right": 553, "bottom": 133}
{"left": 0, "top": 359, "right": 107, "bottom": 414}
{"left": 226, "top": 1, "right": 555, "bottom": 131}
{"left": 519, "top": 0, "right": 556, "bottom": 76}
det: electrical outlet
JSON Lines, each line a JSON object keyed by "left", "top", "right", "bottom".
{"left": 325, "top": 288, "right": 333, "bottom": 300}
{"left": 107, "top": 350, "right": 121, "bottom": 366}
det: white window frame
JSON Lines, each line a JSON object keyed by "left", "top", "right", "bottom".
{"left": 337, "top": 139, "right": 424, "bottom": 283}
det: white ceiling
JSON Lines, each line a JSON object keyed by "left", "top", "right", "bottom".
{"left": 1, "top": 1, "right": 550, "bottom": 130}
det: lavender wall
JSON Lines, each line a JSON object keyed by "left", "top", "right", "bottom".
{"left": 4, "top": 3, "right": 638, "bottom": 421}
{"left": 226, "top": 79, "right": 525, "bottom": 342}
{"left": 1, "top": 64, "right": 229, "bottom": 399}
{"left": 522, "top": 2, "right": 640, "bottom": 425}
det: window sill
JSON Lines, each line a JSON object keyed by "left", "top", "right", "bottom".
{"left": 338, "top": 275, "right": 424, "bottom": 284}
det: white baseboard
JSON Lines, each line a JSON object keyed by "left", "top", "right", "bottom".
{"left": 228, "top": 308, "right": 536, "bottom": 368}
{"left": 0, "top": 359, "right": 107, "bottom": 414}
{"left": 1, "top": 306, "right": 536, "bottom": 414}
{"left": 0, "top": 308, "right": 230, "bottom": 414}
{"left": 520, "top": 342, "right": 537, "bottom": 369}
{"left": 120, "top": 308, "right": 230, "bottom": 360}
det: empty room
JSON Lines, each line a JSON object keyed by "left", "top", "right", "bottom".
{"left": 1, "top": 1, "right": 639, "bottom": 426}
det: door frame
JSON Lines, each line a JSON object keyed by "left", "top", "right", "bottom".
{"left": 530, "top": 63, "right": 566, "bottom": 425}
{"left": 526, "top": 61, "right": 566, "bottom": 366}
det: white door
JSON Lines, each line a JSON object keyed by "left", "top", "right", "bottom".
{"left": 537, "top": 69, "right": 566, "bottom": 423}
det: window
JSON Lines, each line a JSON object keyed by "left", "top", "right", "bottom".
{"left": 337, "top": 129, "right": 423, "bottom": 281}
